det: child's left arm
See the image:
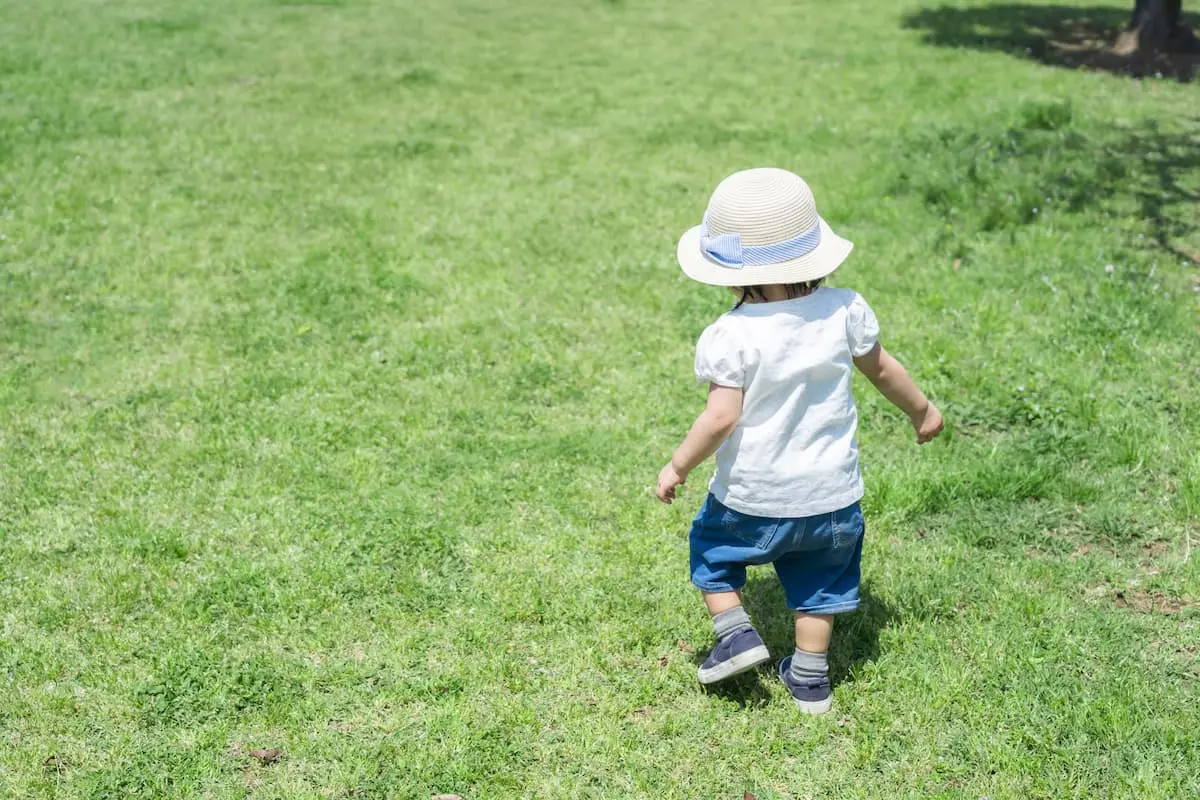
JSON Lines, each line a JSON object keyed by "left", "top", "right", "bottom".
{"left": 656, "top": 384, "right": 744, "bottom": 504}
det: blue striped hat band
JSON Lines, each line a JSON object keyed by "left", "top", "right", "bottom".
{"left": 699, "top": 213, "right": 822, "bottom": 269}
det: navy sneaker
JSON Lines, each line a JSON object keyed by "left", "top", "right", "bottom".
{"left": 697, "top": 628, "right": 770, "bottom": 685}
{"left": 778, "top": 656, "right": 833, "bottom": 714}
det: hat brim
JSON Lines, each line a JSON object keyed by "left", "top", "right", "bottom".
{"left": 676, "top": 218, "right": 853, "bottom": 287}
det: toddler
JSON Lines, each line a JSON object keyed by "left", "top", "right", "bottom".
{"left": 657, "top": 168, "right": 943, "bottom": 714}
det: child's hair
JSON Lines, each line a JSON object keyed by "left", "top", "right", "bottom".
{"left": 733, "top": 278, "right": 824, "bottom": 310}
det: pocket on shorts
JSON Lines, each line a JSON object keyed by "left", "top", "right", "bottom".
{"left": 720, "top": 506, "right": 781, "bottom": 551}
{"left": 831, "top": 503, "right": 865, "bottom": 550}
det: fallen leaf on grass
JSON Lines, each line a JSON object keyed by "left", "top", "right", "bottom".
{"left": 249, "top": 748, "right": 282, "bottom": 764}
{"left": 744, "top": 793, "right": 758, "bottom": 800}
{"left": 431, "top": 795, "right": 464, "bottom": 800}
{"left": 43, "top": 755, "right": 67, "bottom": 772}
{"left": 677, "top": 640, "right": 694, "bottom": 653}
{"left": 952, "top": 259, "right": 961, "bottom": 272}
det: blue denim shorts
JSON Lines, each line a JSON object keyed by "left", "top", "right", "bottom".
{"left": 689, "top": 494, "right": 865, "bottom": 614}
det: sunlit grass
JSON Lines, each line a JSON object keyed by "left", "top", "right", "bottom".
{"left": 1, "top": 0, "right": 1198, "bottom": 797}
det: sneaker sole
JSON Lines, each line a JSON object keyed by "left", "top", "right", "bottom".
{"left": 791, "top": 695, "right": 833, "bottom": 715}
{"left": 697, "top": 645, "right": 771, "bottom": 685}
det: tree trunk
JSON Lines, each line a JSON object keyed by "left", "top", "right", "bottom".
{"left": 1117, "top": 0, "right": 1197, "bottom": 54}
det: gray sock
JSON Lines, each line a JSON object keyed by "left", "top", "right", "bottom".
{"left": 790, "top": 648, "right": 828, "bottom": 681}
{"left": 712, "top": 606, "right": 753, "bottom": 641}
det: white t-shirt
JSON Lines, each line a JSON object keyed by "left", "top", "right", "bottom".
{"left": 694, "top": 287, "right": 880, "bottom": 518}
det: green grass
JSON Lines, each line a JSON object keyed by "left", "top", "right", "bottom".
{"left": 2, "top": 0, "right": 1199, "bottom": 797}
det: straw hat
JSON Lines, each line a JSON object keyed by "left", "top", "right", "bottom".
{"left": 676, "top": 168, "right": 853, "bottom": 287}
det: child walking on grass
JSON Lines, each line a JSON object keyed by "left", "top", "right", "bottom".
{"left": 656, "top": 168, "right": 943, "bottom": 714}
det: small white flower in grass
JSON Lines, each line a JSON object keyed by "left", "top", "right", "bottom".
{"left": 1105, "top": 264, "right": 1115, "bottom": 274}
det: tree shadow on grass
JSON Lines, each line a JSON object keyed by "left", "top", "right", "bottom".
{"left": 1120, "top": 123, "right": 1200, "bottom": 263}
{"left": 902, "top": 4, "right": 1200, "bottom": 81}
{"left": 700, "top": 577, "right": 898, "bottom": 707}
{"left": 896, "top": 109, "right": 1200, "bottom": 268}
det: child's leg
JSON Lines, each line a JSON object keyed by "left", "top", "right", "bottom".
{"left": 790, "top": 612, "right": 833, "bottom": 684}
{"left": 696, "top": 584, "right": 749, "bottom": 641}
{"left": 696, "top": 589, "right": 770, "bottom": 684}
{"left": 688, "top": 497, "right": 774, "bottom": 684}
{"left": 794, "top": 612, "right": 833, "bottom": 652}
{"left": 771, "top": 503, "right": 866, "bottom": 714}
{"left": 778, "top": 612, "right": 835, "bottom": 714}
{"left": 702, "top": 589, "right": 742, "bottom": 616}
{"left": 703, "top": 590, "right": 756, "bottom": 656}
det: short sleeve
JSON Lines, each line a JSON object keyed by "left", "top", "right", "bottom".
{"left": 846, "top": 293, "right": 880, "bottom": 357}
{"left": 694, "top": 322, "right": 744, "bottom": 388}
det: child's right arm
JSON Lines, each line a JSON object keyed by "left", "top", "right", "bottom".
{"left": 853, "top": 343, "right": 944, "bottom": 444}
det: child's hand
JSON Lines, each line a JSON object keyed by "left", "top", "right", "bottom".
{"left": 912, "top": 403, "right": 944, "bottom": 444}
{"left": 656, "top": 462, "right": 688, "bottom": 504}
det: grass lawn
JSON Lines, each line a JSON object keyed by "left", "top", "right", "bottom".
{"left": 2, "top": 0, "right": 1199, "bottom": 796}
